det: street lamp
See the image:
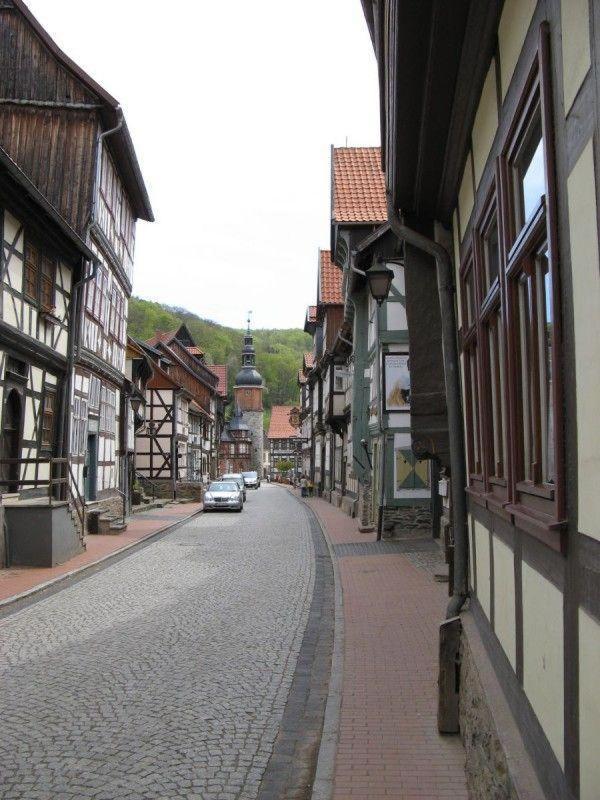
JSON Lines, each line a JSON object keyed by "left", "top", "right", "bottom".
{"left": 366, "top": 260, "right": 395, "bottom": 306}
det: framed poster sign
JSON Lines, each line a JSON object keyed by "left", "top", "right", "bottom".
{"left": 383, "top": 354, "right": 410, "bottom": 412}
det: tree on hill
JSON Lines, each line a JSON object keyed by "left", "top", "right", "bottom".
{"left": 127, "top": 297, "right": 311, "bottom": 413}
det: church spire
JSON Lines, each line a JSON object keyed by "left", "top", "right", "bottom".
{"left": 242, "top": 311, "right": 256, "bottom": 367}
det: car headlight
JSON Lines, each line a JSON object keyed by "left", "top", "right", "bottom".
{"left": 205, "top": 493, "right": 213, "bottom": 501}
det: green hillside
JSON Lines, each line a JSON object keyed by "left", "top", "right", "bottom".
{"left": 127, "top": 297, "right": 311, "bottom": 414}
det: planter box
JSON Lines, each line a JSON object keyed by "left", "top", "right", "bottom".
{"left": 5, "top": 503, "right": 83, "bottom": 567}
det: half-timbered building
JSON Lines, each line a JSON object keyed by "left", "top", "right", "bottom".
{"left": 134, "top": 326, "right": 219, "bottom": 497}
{"left": 362, "top": 1, "right": 600, "bottom": 797}
{"left": 218, "top": 410, "right": 253, "bottom": 475}
{"left": 0, "top": 145, "right": 94, "bottom": 565}
{"left": 267, "top": 405, "right": 301, "bottom": 480}
{"left": 0, "top": 0, "right": 154, "bottom": 522}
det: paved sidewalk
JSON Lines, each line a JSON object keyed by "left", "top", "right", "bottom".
{"left": 0, "top": 501, "right": 202, "bottom": 606}
{"left": 301, "top": 493, "right": 468, "bottom": 800}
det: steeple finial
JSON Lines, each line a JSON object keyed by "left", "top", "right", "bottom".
{"left": 246, "top": 310, "right": 252, "bottom": 334}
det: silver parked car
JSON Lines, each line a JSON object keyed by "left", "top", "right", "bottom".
{"left": 221, "top": 473, "right": 247, "bottom": 501}
{"left": 242, "top": 471, "right": 260, "bottom": 489}
{"left": 204, "top": 481, "right": 243, "bottom": 512}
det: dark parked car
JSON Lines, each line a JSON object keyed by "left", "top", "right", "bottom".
{"left": 204, "top": 481, "right": 243, "bottom": 512}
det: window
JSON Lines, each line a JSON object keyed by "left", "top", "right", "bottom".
{"left": 40, "top": 389, "right": 56, "bottom": 449}
{"left": 24, "top": 244, "right": 39, "bottom": 301}
{"left": 460, "top": 29, "right": 563, "bottom": 535}
{"left": 99, "top": 386, "right": 117, "bottom": 435}
{"left": 24, "top": 243, "right": 55, "bottom": 307}
{"left": 40, "top": 256, "right": 55, "bottom": 309}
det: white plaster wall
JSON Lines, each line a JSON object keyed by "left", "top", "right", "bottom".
{"left": 472, "top": 62, "right": 499, "bottom": 187}
{"left": 3, "top": 211, "right": 23, "bottom": 252}
{"left": 492, "top": 534, "right": 516, "bottom": 668}
{"left": 522, "top": 561, "right": 564, "bottom": 766}
{"left": 498, "top": 0, "right": 537, "bottom": 99}
{"left": 474, "top": 518, "right": 491, "bottom": 619}
{"left": 567, "top": 141, "right": 600, "bottom": 541}
{"left": 561, "top": 0, "right": 590, "bottom": 114}
{"left": 3, "top": 290, "right": 18, "bottom": 329}
{"left": 458, "top": 156, "right": 474, "bottom": 241}
{"left": 579, "top": 607, "right": 600, "bottom": 800}
{"left": 386, "top": 301, "right": 407, "bottom": 331}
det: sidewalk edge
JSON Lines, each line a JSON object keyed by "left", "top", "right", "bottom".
{"left": 0, "top": 506, "right": 203, "bottom": 611}
{"left": 286, "top": 489, "right": 344, "bottom": 800}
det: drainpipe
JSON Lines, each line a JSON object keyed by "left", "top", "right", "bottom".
{"left": 386, "top": 197, "right": 468, "bottom": 618}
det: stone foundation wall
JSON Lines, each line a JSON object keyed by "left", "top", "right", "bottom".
{"left": 382, "top": 504, "right": 432, "bottom": 538}
{"left": 358, "top": 482, "right": 374, "bottom": 531}
{"left": 176, "top": 482, "right": 203, "bottom": 502}
{"left": 142, "top": 480, "right": 174, "bottom": 500}
{"left": 459, "top": 628, "right": 518, "bottom": 800}
{"left": 95, "top": 491, "right": 126, "bottom": 519}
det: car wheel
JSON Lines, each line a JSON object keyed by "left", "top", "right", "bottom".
{"left": 237, "top": 506, "right": 243, "bottom": 512}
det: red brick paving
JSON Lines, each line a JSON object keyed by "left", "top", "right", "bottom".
{"left": 0, "top": 502, "right": 202, "bottom": 604}
{"left": 303, "top": 494, "right": 468, "bottom": 800}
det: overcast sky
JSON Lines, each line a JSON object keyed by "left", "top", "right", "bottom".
{"left": 26, "top": 1, "right": 381, "bottom": 330}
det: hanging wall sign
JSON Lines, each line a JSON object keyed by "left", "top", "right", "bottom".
{"left": 383, "top": 354, "right": 411, "bottom": 412}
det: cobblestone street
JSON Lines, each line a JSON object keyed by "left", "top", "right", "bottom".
{"left": 0, "top": 486, "right": 330, "bottom": 800}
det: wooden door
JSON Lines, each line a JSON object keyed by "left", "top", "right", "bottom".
{"left": 0, "top": 390, "right": 22, "bottom": 493}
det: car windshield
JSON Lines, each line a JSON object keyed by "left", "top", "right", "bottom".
{"left": 208, "top": 482, "right": 238, "bottom": 492}
{"left": 242, "top": 472, "right": 257, "bottom": 479}
{"left": 222, "top": 475, "right": 242, "bottom": 482}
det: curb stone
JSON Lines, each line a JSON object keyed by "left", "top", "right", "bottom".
{"left": 284, "top": 487, "right": 344, "bottom": 800}
{"left": 0, "top": 506, "right": 203, "bottom": 612}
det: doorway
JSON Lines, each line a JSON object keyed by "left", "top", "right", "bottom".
{"left": 0, "top": 390, "right": 22, "bottom": 493}
{"left": 84, "top": 433, "right": 98, "bottom": 501}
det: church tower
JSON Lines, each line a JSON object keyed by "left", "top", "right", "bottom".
{"left": 233, "top": 319, "right": 264, "bottom": 472}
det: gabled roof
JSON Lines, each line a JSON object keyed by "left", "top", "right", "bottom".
{"left": 304, "top": 305, "right": 318, "bottom": 334}
{"left": 208, "top": 365, "right": 228, "bottom": 398}
{"left": 146, "top": 323, "right": 195, "bottom": 349}
{"left": 267, "top": 405, "right": 300, "bottom": 440}
{"left": 318, "top": 250, "right": 343, "bottom": 306}
{"left": 9, "top": 0, "right": 153, "bottom": 222}
{"left": 332, "top": 147, "right": 387, "bottom": 224}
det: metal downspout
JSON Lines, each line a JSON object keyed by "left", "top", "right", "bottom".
{"left": 386, "top": 197, "right": 468, "bottom": 618}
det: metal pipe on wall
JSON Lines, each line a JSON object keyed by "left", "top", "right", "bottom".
{"left": 386, "top": 197, "right": 468, "bottom": 618}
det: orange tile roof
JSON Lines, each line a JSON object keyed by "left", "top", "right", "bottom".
{"left": 208, "top": 364, "right": 228, "bottom": 398}
{"left": 146, "top": 329, "right": 179, "bottom": 347}
{"left": 307, "top": 305, "right": 317, "bottom": 322}
{"left": 304, "top": 352, "right": 314, "bottom": 369}
{"left": 298, "top": 369, "right": 306, "bottom": 385}
{"left": 319, "top": 250, "right": 343, "bottom": 305}
{"left": 332, "top": 147, "right": 387, "bottom": 224}
{"left": 267, "top": 405, "right": 300, "bottom": 439}
{"left": 186, "top": 345, "right": 204, "bottom": 357}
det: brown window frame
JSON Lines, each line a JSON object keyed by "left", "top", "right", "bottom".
{"left": 40, "top": 388, "right": 56, "bottom": 451}
{"left": 24, "top": 240, "right": 56, "bottom": 310}
{"left": 460, "top": 24, "right": 565, "bottom": 549}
